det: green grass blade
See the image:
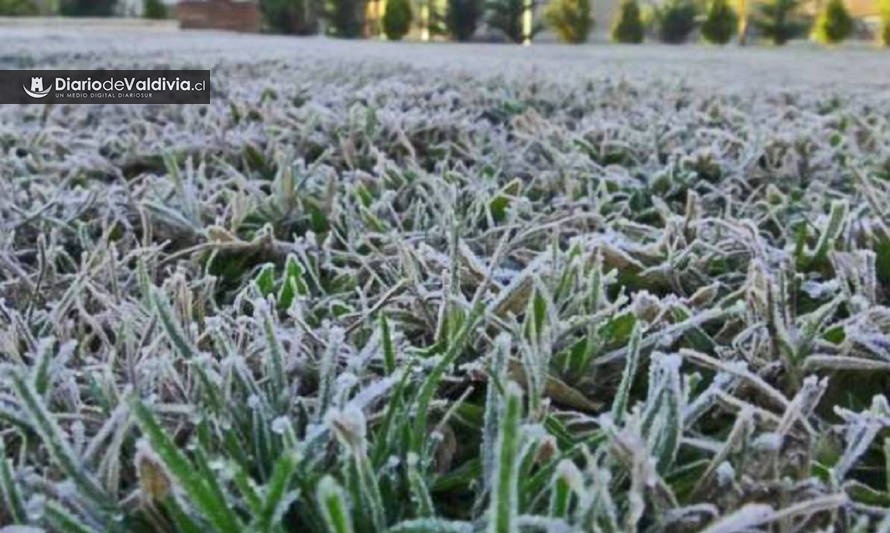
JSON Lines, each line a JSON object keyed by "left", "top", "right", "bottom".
{"left": 488, "top": 381, "right": 523, "bottom": 533}
{"left": 33, "top": 336, "right": 55, "bottom": 396}
{"left": 150, "top": 287, "right": 197, "bottom": 361}
{"left": 0, "top": 441, "right": 27, "bottom": 523}
{"left": 11, "top": 372, "right": 110, "bottom": 507}
{"left": 163, "top": 495, "right": 205, "bottom": 533}
{"left": 812, "top": 200, "right": 848, "bottom": 266}
{"left": 611, "top": 322, "right": 642, "bottom": 425}
{"left": 481, "top": 335, "right": 510, "bottom": 498}
{"left": 259, "top": 303, "right": 286, "bottom": 405}
{"left": 380, "top": 314, "right": 396, "bottom": 376}
{"left": 317, "top": 476, "right": 354, "bottom": 533}
{"left": 44, "top": 499, "right": 95, "bottom": 533}
{"left": 407, "top": 452, "right": 434, "bottom": 517}
{"left": 411, "top": 301, "right": 485, "bottom": 455}
{"left": 129, "top": 397, "right": 243, "bottom": 533}
{"left": 548, "top": 460, "right": 578, "bottom": 519}
{"left": 256, "top": 451, "right": 300, "bottom": 532}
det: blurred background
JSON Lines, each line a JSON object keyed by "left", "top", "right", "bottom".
{"left": 0, "top": 0, "right": 887, "bottom": 47}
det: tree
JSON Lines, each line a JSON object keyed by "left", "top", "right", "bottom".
{"left": 612, "top": 0, "right": 644, "bottom": 42}
{"left": 544, "top": 0, "right": 593, "bottom": 43}
{"left": 0, "top": 0, "right": 37, "bottom": 15}
{"left": 485, "top": 0, "right": 540, "bottom": 43}
{"left": 328, "top": 0, "right": 367, "bottom": 37}
{"left": 382, "top": 0, "right": 412, "bottom": 39}
{"left": 444, "top": 0, "right": 483, "bottom": 41}
{"left": 654, "top": 0, "right": 697, "bottom": 43}
{"left": 701, "top": 0, "right": 738, "bottom": 43}
{"left": 143, "top": 0, "right": 166, "bottom": 19}
{"left": 60, "top": 0, "right": 116, "bottom": 16}
{"left": 881, "top": 0, "right": 890, "bottom": 46}
{"left": 754, "top": 0, "right": 806, "bottom": 45}
{"left": 262, "top": 0, "right": 319, "bottom": 34}
{"left": 813, "top": 0, "right": 853, "bottom": 43}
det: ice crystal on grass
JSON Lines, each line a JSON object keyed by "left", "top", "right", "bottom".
{"left": 2, "top": 27, "right": 890, "bottom": 532}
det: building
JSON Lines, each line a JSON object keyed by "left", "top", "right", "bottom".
{"left": 175, "top": 0, "right": 261, "bottom": 32}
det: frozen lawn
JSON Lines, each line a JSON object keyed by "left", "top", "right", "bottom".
{"left": 2, "top": 25, "right": 890, "bottom": 93}
{"left": 2, "top": 24, "right": 890, "bottom": 533}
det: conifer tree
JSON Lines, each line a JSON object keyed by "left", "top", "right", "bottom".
{"left": 702, "top": 0, "right": 738, "bottom": 44}
{"left": 612, "top": 0, "right": 644, "bottom": 43}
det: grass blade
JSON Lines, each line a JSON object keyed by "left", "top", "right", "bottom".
{"left": 488, "top": 381, "right": 523, "bottom": 533}
{"left": 129, "top": 396, "right": 243, "bottom": 533}
{"left": 317, "top": 476, "right": 354, "bottom": 533}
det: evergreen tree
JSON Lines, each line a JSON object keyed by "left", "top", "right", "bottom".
{"left": 328, "top": 0, "right": 367, "bottom": 37}
{"left": 143, "top": 0, "right": 166, "bottom": 19}
{"left": 654, "top": 0, "right": 697, "bottom": 43}
{"left": 612, "top": 0, "right": 644, "bottom": 42}
{"left": 544, "top": 0, "right": 593, "bottom": 43}
{"left": 382, "top": 0, "right": 412, "bottom": 39}
{"left": 444, "top": 0, "right": 483, "bottom": 41}
{"left": 754, "top": 0, "right": 806, "bottom": 45}
{"left": 262, "top": 0, "right": 320, "bottom": 35}
{"left": 485, "top": 0, "right": 539, "bottom": 43}
{"left": 701, "top": 0, "right": 738, "bottom": 44}
{"left": 813, "top": 0, "right": 853, "bottom": 43}
{"left": 0, "top": 0, "right": 37, "bottom": 15}
{"left": 60, "top": 0, "right": 116, "bottom": 16}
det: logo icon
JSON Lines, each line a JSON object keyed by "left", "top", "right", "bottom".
{"left": 23, "top": 77, "right": 51, "bottom": 99}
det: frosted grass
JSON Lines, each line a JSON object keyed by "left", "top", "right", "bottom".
{"left": 2, "top": 26, "right": 890, "bottom": 532}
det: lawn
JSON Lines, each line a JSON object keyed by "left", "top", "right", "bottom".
{"left": 2, "top": 27, "right": 890, "bottom": 532}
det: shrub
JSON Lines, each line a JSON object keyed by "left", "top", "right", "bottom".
{"left": 701, "top": 0, "right": 738, "bottom": 44}
{"left": 328, "top": 0, "right": 366, "bottom": 37}
{"left": 444, "top": 0, "right": 483, "bottom": 40}
{"left": 544, "top": 0, "right": 593, "bottom": 43}
{"left": 813, "top": 0, "right": 853, "bottom": 43}
{"left": 654, "top": 0, "right": 697, "bottom": 43}
{"left": 262, "top": 0, "right": 319, "bottom": 34}
{"left": 382, "top": 0, "right": 412, "bottom": 39}
{"left": 612, "top": 0, "right": 644, "bottom": 42}
{"left": 754, "top": 0, "right": 806, "bottom": 45}
{"left": 485, "top": 0, "right": 540, "bottom": 43}
{"left": 0, "top": 0, "right": 36, "bottom": 15}
{"left": 881, "top": 0, "right": 890, "bottom": 46}
{"left": 60, "top": 0, "right": 116, "bottom": 16}
{"left": 143, "top": 0, "right": 166, "bottom": 19}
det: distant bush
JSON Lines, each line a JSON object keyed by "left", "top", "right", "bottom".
{"left": 143, "top": 0, "right": 166, "bottom": 19}
{"left": 485, "top": 0, "right": 540, "bottom": 43}
{"left": 544, "top": 0, "right": 593, "bottom": 43}
{"left": 60, "top": 0, "right": 116, "bottom": 16}
{"left": 701, "top": 0, "right": 738, "bottom": 44}
{"left": 612, "top": 0, "right": 644, "bottom": 42}
{"left": 0, "top": 0, "right": 36, "bottom": 15}
{"left": 262, "top": 0, "right": 319, "bottom": 34}
{"left": 654, "top": 0, "right": 697, "bottom": 43}
{"left": 813, "top": 0, "right": 853, "bottom": 43}
{"left": 444, "top": 0, "right": 483, "bottom": 40}
{"left": 754, "top": 0, "right": 807, "bottom": 45}
{"left": 382, "top": 0, "right": 412, "bottom": 39}
{"left": 881, "top": 0, "right": 890, "bottom": 46}
{"left": 328, "top": 0, "right": 366, "bottom": 38}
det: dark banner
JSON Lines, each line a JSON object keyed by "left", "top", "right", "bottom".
{"left": 0, "top": 70, "right": 210, "bottom": 104}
